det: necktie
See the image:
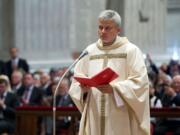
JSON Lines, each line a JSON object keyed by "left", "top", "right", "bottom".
{"left": 23, "top": 89, "right": 29, "bottom": 104}
{"left": 0, "top": 94, "right": 4, "bottom": 100}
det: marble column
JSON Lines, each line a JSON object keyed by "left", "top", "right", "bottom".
{"left": 107, "top": 0, "right": 168, "bottom": 64}
{"left": 14, "top": 0, "right": 106, "bottom": 69}
{"left": 0, "top": 0, "right": 15, "bottom": 60}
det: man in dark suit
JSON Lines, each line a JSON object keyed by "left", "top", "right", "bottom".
{"left": 5, "top": 47, "right": 29, "bottom": 79}
{"left": 43, "top": 78, "right": 74, "bottom": 135}
{"left": 20, "top": 73, "right": 43, "bottom": 106}
{"left": 19, "top": 73, "right": 44, "bottom": 135}
{"left": 0, "top": 75, "right": 20, "bottom": 134}
{"left": 11, "top": 70, "right": 25, "bottom": 99}
{"left": 40, "top": 73, "right": 52, "bottom": 97}
{"left": 55, "top": 78, "right": 74, "bottom": 134}
{"left": 161, "top": 75, "right": 180, "bottom": 107}
{"left": 0, "top": 60, "right": 5, "bottom": 75}
{"left": 154, "top": 75, "right": 180, "bottom": 135}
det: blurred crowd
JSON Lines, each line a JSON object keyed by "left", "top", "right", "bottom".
{"left": 146, "top": 54, "right": 180, "bottom": 135}
{"left": 0, "top": 47, "right": 180, "bottom": 135}
{"left": 0, "top": 47, "right": 74, "bottom": 135}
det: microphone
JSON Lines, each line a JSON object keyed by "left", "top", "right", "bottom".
{"left": 78, "top": 50, "right": 88, "bottom": 60}
{"left": 52, "top": 50, "right": 88, "bottom": 135}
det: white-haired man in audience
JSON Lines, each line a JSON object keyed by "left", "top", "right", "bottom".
{"left": 154, "top": 75, "right": 180, "bottom": 135}
{"left": 11, "top": 70, "right": 25, "bottom": 97}
{"left": 40, "top": 73, "right": 52, "bottom": 97}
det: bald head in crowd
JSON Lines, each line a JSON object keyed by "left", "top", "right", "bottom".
{"left": 172, "top": 75, "right": 180, "bottom": 92}
{"left": 40, "top": 73, "right": 50, "bottom": 86}
{"left": 11, "top": 70, "right": 23, "bottom": 86}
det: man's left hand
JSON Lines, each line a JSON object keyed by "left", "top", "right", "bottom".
{"left": 0, "top": 99, "right": 6, "bottom": 109}
{"left": 96, "top": 84, "right": 113, "bottom": 93}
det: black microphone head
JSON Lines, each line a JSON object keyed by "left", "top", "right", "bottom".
{"left": 78, "top": 50, "right": 88, "bottom": 60}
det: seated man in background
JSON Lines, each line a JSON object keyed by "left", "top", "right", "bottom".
{"left": 40, "top": 72, "right": 52, "bottom": 97}
{"left": 55, "top": 78, "right": 74, "bottom": 135}
{"left": 154, "top": 75, "right": 180, "bottom": 135}
{"left": 170, "top": 75, "right": 180, "bottom": 105}
{"left": 0, "top": 75, "right": 20, "bottom": 134}
{"left": 43, "top": 78, "right": 74, "bottom": 135}
{"left": 20, "top": 73, "right": 43, "bottom": 106}
{"left": 20, "top": 73, "right": 44, "bottom": 135}
{"left": 11, "top": 70, "right": 25, "bottom": 98}
{"left": 161, "top": 75, "right": 180, "bottom": 107}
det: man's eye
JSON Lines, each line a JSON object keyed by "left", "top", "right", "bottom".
{"left": 105, "top": 27, "right": 109, "bottom": 30}
{"left": 99, "top": 26, "right": 103, "bottom": 30}
{"left": 99, "top": 26, "right": 112, "bottom": 31}
{"left": 106, "top": 27, "right": 112, "bottom": 30}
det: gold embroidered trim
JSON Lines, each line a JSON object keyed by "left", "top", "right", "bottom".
{"left": 97, "top": 43, "right": 121, "bottom": 50}
{"left": 82, "top": 92, "right": 91, "bottom": 135}
{"left": 97, "top": 36, "right": 129, "bottom": 50}
{"left": 90, "top": 54, "right": 105, "bottom": 60}
{"left": 90, "top": 53, "right": 127, "bottom": 60}
{"left": 108, "top": 53, "right": 127, "bottom": 58}
{"left": 103, "top": 54, "right": 108, "bottom": 68}
{"left": 100, "top": 94, "right": 105, "bottom": 135}
{"left": 100, "top": 116, "right": 105, "bottom": 135}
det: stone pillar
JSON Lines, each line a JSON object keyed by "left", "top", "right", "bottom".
{"left": 106, "top": 0, "right": 125, "bottom": 36}
{"left": 0, "top": 0, "right": 15, "bottom": 60}
{"left": 106, "top": 0, "right": 167, "bottom": 64}
{"left": 14, "top": 0, "right": 106, "bottom": 69}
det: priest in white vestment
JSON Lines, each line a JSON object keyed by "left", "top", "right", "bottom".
{"left": 69, "top": 10, "right": 150, "bottom": 135}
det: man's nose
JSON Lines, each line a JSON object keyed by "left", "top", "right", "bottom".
{"left": 101, "top": 28, "right": 106, "bottom": 33}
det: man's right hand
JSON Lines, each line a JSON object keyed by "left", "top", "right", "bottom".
{"left": 80, "top": 84, "right": 91, "bottom": 93}
{"left": 165, "top": 86, "right": 176, "bottom": 97}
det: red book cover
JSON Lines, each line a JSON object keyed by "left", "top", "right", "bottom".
{"left": 74, "top": 67, "right": 118, "bottom": 87}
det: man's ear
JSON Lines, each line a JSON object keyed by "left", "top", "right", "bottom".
{"left": 117, "top": 27, "right": 121, "bottom": 34}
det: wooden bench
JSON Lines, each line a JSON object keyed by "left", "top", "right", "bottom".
{"left": 15, "top": 106, "right": 81, "bottom": 135}
{"left": 15, "top": 107, "right": 180, "bottom": 135}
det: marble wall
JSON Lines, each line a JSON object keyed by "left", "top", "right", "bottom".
{"left": 106, "top": 0, "right": 168, "bottom": 65}
{"left": 0, "top": 0, "right": 172, "bottom": 69}
{"left": 14, "top": 0, "right": 106, "bottom": 69}
{"left": 166, "top": 0, "right": 180, "bottom": 61}
{"left": 124, "top": 0, "right": 167, "bottom": 56}
{"left": 0, "top": 0, "right": 14, "bottom": 60}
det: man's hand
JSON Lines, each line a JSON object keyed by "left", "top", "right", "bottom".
{"left": 165, "top": 86, "right": 176, "bottom": 97}
{"left": 96, "top": 84, "right": 113, "bottom": 93}
{"left": 0, "top": 99, "right": 6, "bottom": 109}
{"left": 80, "top": 84, "right": 91, "bottom": 93}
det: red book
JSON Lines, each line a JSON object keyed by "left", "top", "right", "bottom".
{"left": 74, "top": 67, "right": 118, "bottom": 87}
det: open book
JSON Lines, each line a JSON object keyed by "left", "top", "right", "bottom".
{"left": 74, "top": 67, "right": 118, "bottom": 87}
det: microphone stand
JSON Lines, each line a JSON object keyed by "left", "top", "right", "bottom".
{"left": 53, "top": 51, "right": 88, "bottom": 135}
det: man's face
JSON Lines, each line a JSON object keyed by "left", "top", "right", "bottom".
{"left": 10, "top": 48, "right": 18, "bottom": 59}
{"left": 59, "top": 80, "right": 69, "bottom": 95}
{"left": 0, "top": 82, "right": 6, "bottom": 94}
{"left": 98, "top": 19, "right": 120, "bottom": 45}
{"left": 11, "top": 72, "right": 22, "bottom": 85}
{"left": 23, "top": 74, "right": 33, "bottom": 87}
{"left": 40, "top": 74, "right": 49, "bottom": 85}
{"left": 172, "top": 76, "right": 180, "bottom": 92}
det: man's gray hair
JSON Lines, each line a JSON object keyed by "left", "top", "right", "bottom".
{"left": 98, "top": 10, "right": 121, "bottom": 28}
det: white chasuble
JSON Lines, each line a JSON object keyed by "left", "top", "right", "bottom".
{"left": 69, "top": 36, "right": 150, "bottom": 135}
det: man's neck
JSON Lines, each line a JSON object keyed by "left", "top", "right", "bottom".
{"left": 12, "top": 57, "right": 18, "bottom": 60}
{"left": 13, "top": 83, "right": 22, "bottom": 89}
{"left": 103, "top": 38, "right": 116, "bottom": 46}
